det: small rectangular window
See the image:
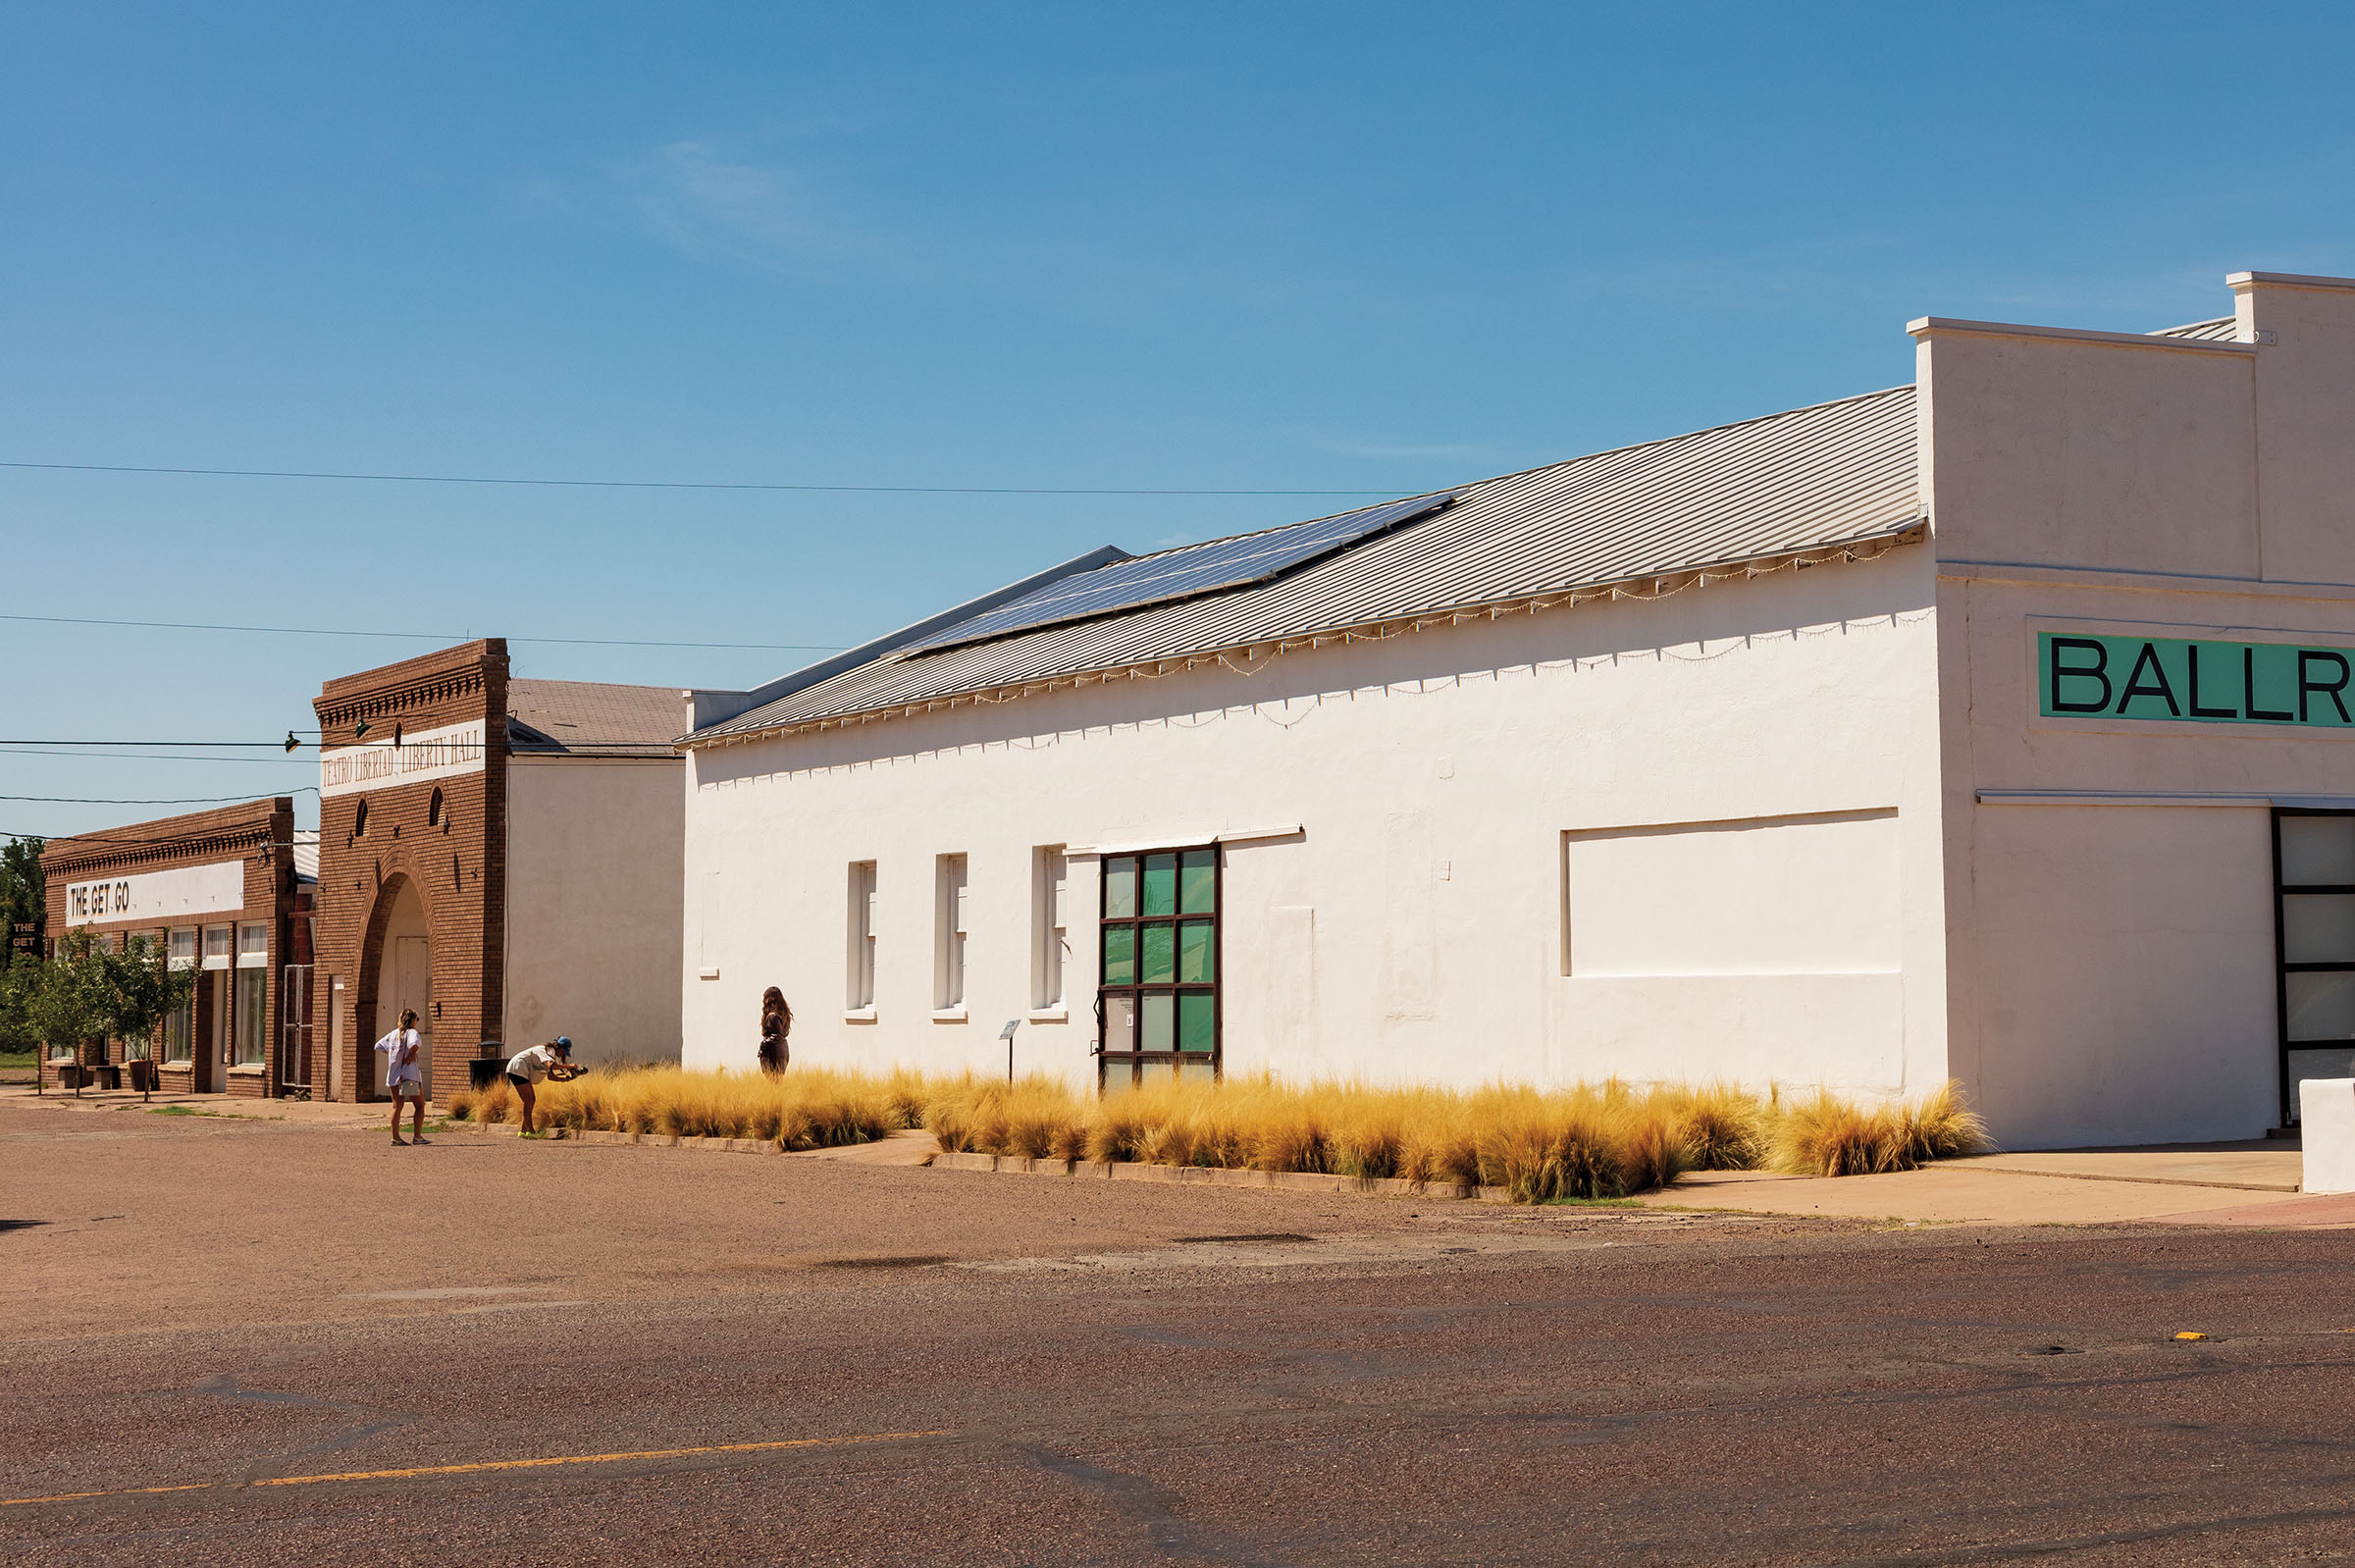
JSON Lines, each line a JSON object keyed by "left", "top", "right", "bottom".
{"left": 236, "top": 923, "right": 269, "bottom": 968}
{"left": 202, "top": 925, "right": 234, "bottom": 969}
{"left": 935, "top": 854, "right": 968, "bottom": 1009}
{"left": 1032, "top": 846, "right": 1069, "bottom": 1008}
{"left": 1102, "top": 926, "right": 1136, "bottom": 985}
{"left": 162, "top": 996, "right": 193, "bottom": 1064}
{"left": 847, "top": 862, "right": 877, "bottom": 1009}
{"left": 234, "top": 967, "right": 268, "bottom": 1067}
{"left": 1179, "top": 850, "right": 1216, "bottom": 915}
{"left": 168, "top": 928, "right": 196, "bottom": 969}
{"left": 1142, "top": 853, "right": 1178, "bottom": 916}
{"left": 1105, "top": 857, "right": 1137, "bottom": 918}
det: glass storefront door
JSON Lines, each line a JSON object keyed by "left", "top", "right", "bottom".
{"left": 2275, "top": 810, "right": 2355, "bottom": 1124}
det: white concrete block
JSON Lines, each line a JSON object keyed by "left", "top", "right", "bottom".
{"left": 2299, "top": 1078, "right": 2355, "bottom": 1195}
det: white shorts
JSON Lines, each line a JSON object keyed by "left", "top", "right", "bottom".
{"left": 389, "top": 1077, "right": 427, "bottom": 1100}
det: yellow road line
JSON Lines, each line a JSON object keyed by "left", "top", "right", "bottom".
{"left": 2, "top": 1428, "right": 947, "bottom": 1508}
{"left": 3, "top": 1484, "right": 214, "bottom": 1506}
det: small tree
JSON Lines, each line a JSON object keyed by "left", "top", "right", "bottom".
{"left": 107, "top": 934, "right": 195, "bottom": 1101}
{"left": 22, "top": 930, "right": 105, "bottom": 1093}
{"left": 14, "top": 929, "right": 192, "bottom": 1097}
{"left": 0, "top": 961, "right": 40, "bottom": 1065}
{"left": 0, "top": 835, "right": 41, "bottom": 975}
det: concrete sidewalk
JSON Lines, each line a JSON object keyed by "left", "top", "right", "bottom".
{"left": 0, "top": 1083, "right": 393, "bottom": 1130}
{"left": 1637, "top": 1140, "right": 2351, "bottom": 1228}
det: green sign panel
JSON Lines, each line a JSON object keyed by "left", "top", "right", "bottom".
{"left": 2039, "top": 632, "right": 2355, "bottom": 728}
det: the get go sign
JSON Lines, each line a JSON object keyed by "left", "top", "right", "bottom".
{"left": 2039, "top": 632, "right": 2355, "bottom": 728}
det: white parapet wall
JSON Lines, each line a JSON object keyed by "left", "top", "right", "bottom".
{"left": 507, "top": 756, "right": 686, "bottom": 1064}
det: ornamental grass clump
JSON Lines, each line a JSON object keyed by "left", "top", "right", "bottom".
{"left": 1898, "top": 1080, "right": 1991, "bottom": 1164}
{"left": 1466, "top": 1084, "right": 1691, "bottom": 1202}
{"left": 1660, "top": 1080, "right": 1772, "bottom": 1172}
{"left": 923, "top": 1073, "right": 1089, "bottom": 1159}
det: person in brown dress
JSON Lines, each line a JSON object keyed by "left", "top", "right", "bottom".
{"left": 758, "top": 987, "right": 791, "bottom": 1074}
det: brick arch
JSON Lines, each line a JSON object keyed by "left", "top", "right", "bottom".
{"left": 352, "top": 868, "right": 436, "bottom": 1101}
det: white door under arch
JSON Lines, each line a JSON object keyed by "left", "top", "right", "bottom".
{"left": 371, "top": 878, "right": 434, "bottom": 1098}
{"left": 389, "top": 937, "right": 434, "bottom": 1096}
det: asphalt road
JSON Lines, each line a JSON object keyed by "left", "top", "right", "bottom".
{"left": 7, "top": 1102, "right": 2355, "bottom": 1565}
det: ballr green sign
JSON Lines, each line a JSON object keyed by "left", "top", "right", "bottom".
{"left": 2039, "top": 632, "right": 2355, "bottom": 727}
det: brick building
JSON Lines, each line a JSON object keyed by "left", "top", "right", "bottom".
{"left": 310, "top": 640, "right": 684, "bottom": 1104}
{"left": 37, "top": 797, "right": 313, "bottom": 1095}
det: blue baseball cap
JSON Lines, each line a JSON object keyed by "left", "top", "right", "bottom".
{"left": 553, "top": 1035, "right": 573, "bottom": 1052}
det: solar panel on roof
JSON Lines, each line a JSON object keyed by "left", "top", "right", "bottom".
{"left": 902, "top": 491, "right": 1458, "bottom": 655}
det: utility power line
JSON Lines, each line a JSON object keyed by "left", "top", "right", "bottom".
{"left": 0, "top": 611, "right": 840, "bottom": 652}
{"left": 0, "top": 748, "right": 313, "bottom": 764}
{"left": 4, "top": 827, "right": 308, "bottom": 851}
{"left": 2, "top": 737, "right": 679, "bottom": 750}
{"left": 0, "top": 458, "right": 1409, "bottom": 497}
{"left": 2, "top": 789, "right": 320, "bottom": 806}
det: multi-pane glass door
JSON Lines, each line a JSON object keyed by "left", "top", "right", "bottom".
{"left": 1097, "top": 845, "right": 1220, "bottom": 1094}
{"left": 2275, "top": 810, "right": 2355, "bottom": 1124}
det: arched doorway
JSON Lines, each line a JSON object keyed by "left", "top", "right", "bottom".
{"left": 363, "top": 875, "right": 435, "bottom": 1099}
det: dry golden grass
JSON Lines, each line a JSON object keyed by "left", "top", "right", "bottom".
{"left": 1658, "top": 1080, "right": 1772, "bottom": 1171}
{"left": 1767, "top": 1079, "right": 1991, "bottom": 1176}
{"left": 446, "top": 1065, "right": 893, "bottom": 1151}
{"left": 922, "top": 1073, "right": 1690, "bottom": 1198}
{"left": 445, "top": 1065, "right": 1989, "bottom": 1195}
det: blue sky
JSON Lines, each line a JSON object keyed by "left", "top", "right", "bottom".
{"left": 7, "top": 2, "right": 2355, "bottom": 842}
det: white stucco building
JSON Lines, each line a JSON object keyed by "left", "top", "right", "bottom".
{"left": 681, "top": 270, "right": 2355, "bottom": 1150}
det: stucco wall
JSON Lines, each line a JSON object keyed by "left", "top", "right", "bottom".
{"left": 682, "top": 547, "right": 1946, "bottom": 1101}
{"left": 1923, "top": 275, "right": 2355, "bottom": 1146}
{"left": 506, "top": 758, "right": 686, "bottom": 1063}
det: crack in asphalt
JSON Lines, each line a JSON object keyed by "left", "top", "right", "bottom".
{"left": 1022, "top": 1445, "right": 1282, "bottom": 1565}
{"left": 177, "top": 1374, "right": 420, "bottom": 1480}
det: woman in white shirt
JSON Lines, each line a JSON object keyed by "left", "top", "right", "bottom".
{"left": 502, "top": 1035, "right": 582, "bottom": 1137}
{"left": 374, "top": 1009, "right": 429, "bottom": 1147}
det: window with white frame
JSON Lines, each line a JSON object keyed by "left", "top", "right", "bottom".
{"left": 234, "top": 966, "right": 267, "bottom": 1067}
{"left": 1033, "top": 846, "right": 1069, "bottom": 1009}
{"left": 168, "top": 927, "right": 196, "bottom": 968}
{"left": 935, "top": 854, "right": 968, "bottom": 1010}
{"left": 236, "top": 923, "right": 268, "bottom": 967}
{"left": 847, "top": 862, "right": 877, "bottom": 1010}
{"left": 162, "top": 992, "right": 193, "bottom": 1063}
{"left": 202, "top": 924, "right": 233, "bottom": 969}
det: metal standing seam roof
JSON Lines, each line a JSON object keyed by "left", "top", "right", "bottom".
{"left": 688, "top": 384, "right": 1926, "bottom": 744}
{"left": 2154, "top": 317, "right": 2241, "bottom": 341}
{"left": 507, "top": 679, "right": 685, "bottom": 758}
